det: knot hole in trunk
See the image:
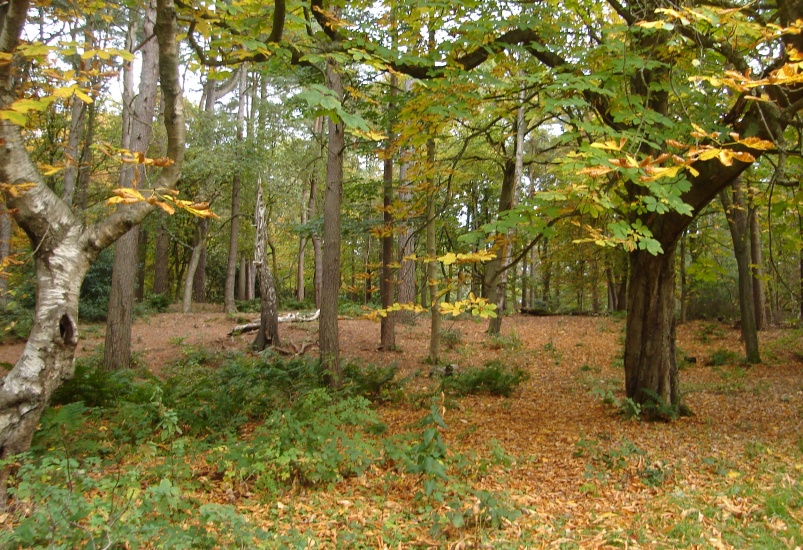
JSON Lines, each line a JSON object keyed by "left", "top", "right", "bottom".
{"left": 59, "top": 313, "right": 76, "bottom": 346}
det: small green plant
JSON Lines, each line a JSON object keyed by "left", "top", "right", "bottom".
{"left": 146, "top": 292, "right": 172, "bottom": 312}
{"left": 698, "top": 322, "right": 726, "bottom": 344}
{"left": 343, "top": 361, "right": 405, "bottom": 402}
{"left": 707, "top": 348, "right": 739, "bottom": 366}
{"left": 485, "top": 331, "right": 522, "bottom": 351}
{"left": 441, "top": 360, "right": 529, "bottom": 397}
{"left": 439, "top": 327, "right": 463, "bottom": 350}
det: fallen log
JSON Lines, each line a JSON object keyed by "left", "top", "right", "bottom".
{"left": 229, "top": 309, "right": 320, "bottom": 336}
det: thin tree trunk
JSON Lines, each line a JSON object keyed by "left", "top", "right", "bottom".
{"left": 61, "top": 96, "right": 87, "bottom": 206}
{"left": 297, "top": 188, "right": 307, "bottom": 302}
{"left": 238, "top": 256, "right": 247, "bottom": 300}
{"left": 105, "top": 4, "right": 159, "bottom": 371}
{"left": 311, "top": 116, "right": 324, "bottom": 309}
{"left": 152, "top": 223, "right": 169, "bottom": 295}
{"left": 75, "top": 102, "right": 96, "bottom": 212}
{"left": 380, "top": 73, "right": 397, "bottom": 350}
{"left": 136, "top": 226, "right": 148, "bottom": 302}
{"left": 720, "top": 179, "right": 761, "bottom": 363}
{"left": 679, "top": 232, "right": 687, "bottom": 324}
{"left": 320, "top": 59, "right": 345, "bottom": 387}
{"left": 749, "top": 204, "right": 768, "bottom": 329}
{"left": 192, "top": 222, "right": 207, "bottom": 303}
{"left": 0, "top": 203, "right": 11, "bottom": 306}
{"left": 224, "top": 69, "right": 247, "bottom": 314}
{"left": 396, "top": 79, "right": 416, "bottom": 323}
{"left": 426, "top": 138, "right": 441, "bottom": 364}
{"left": 182, "top": 219, "right": 208, "bottom": 313}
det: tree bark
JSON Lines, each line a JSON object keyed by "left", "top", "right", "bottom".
{"left": 253, "top": 178, "right": 280, "bottom": 349}
{"left": 320, "top": 59, "right": 345, "bottom": 387}
{"left": 749, "top": 203, "right": 769, "bottom": 330}
{"left": 311, "top": 116, "right": 324, "bottom": 309}
{"left": 0, "top": 0, "right": 185, "bottom": 503}
{"left": 720, "top": 179, "right": 761, "bottom": 363}
{"left": 624, "top": 243, "right": 683, "bottom": 416}
{"left": 105, "top": 3, "right": 159, "bottom": 371}
{"left": 380, "top": 73, "right": 397, "bottom": 350}
{"left": 296, "top": 187, "right": 307, "bottom": 302}
{"left": 152, "top": 223, "right": 170, "bottom": 295}
{"left": 0, "top": 203, "right": 11, "bottom": 306}
{"left": 679, "top": 232, "right": 687, "bottom": 325}
{"left": 224, "top": 69, "right": 247, "bottom": 314}
{"left": 425, "top": 138, "right": 441, "bottom": 364}
{"left": 182, "top": 218, "right": 208, "bottom": 313}
{"left": 396, "top": 79, "right": 416, "bottom": 322}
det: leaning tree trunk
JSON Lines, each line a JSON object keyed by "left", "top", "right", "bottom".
{"left": 624, "top": 243, "right": 682, "bottom": 416}
{"left": 0, "top": 0, "right": 185, "bottom": 503}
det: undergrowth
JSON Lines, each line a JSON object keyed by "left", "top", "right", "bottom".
{"left": 2, "top": 352, "right": 522, "bottom": 548}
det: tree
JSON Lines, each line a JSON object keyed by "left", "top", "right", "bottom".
{"left": 0, "top": 0, "right": 186, "bottom": 500}
{"left": 105, "top": 2, "right": 160, "bottom": 372}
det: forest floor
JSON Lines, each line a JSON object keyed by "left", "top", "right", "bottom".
{"left": 1, "top": 309, "right": 802, "bottom": 548}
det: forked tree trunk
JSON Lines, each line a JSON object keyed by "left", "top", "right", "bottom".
{"left": 0, "top": 0, "right": 185, "bottom": 503}
{"left": 624, "top": 244, "right": 682, "bottom": 415}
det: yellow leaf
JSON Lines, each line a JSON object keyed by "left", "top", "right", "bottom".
{"left": 579, "top": 166, "right": 614, "bottom": 177}
{"left": 736, "top": 136, "right": 775, "bottom": 150}
{"left": 718, "top": 149, "right": 733, "bottom": 166}
{"left": 697, "top": 148, "right": 722, "bottom": 161}
{"left": 438, "top": 252, "right": 458, "bottom": 266}
{"left": 727, "top": 471, "right": 740, "bottom": 479}
{"left": 155, "top": 201, "right": 175, "bottom": 215}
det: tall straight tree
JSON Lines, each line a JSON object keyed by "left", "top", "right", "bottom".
{"left": 224, "top": 68, "right": 247, "bottom": 314}
{"left": 105, "top": 1, "right": 159, "bottom": 372}
{"left": 380, "top": 72, "right": 397, "bottom": 350}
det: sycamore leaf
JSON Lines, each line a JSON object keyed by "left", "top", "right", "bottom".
{"left": 718, "top": 149, "right": 733, "bottom": 166}
{"left": 730, "top": 151, "right": 756, "bottom": 163}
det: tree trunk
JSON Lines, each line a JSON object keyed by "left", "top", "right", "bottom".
{"left": 224, "top": 69, "right": 247, "bottom": 314}
{"left": 136, "top": 226, "right": 148, "bottom": 302}
{"left": 105, "top": 3, "right": 159, "bottom": 372}
{"left": 61, "top": 96, "right": 87, "bottom": 207}
{"left": 679, "top": 232, "right": 688, "bottom": 324}
{"left": 296, "top": 188, "right": 307, "bottom": 302}
{"left": 253, "top": 178, "right": 280, "bottom": 349}
{"left": 0, "top": 0, "right": 185, "bottom": 503}
{"left": 320, "top": 59, "right": 344, "bottom": 387}
{"left": 487, "top": 159, "right": 517, "bottom": 335}
{"left": 0, "top": 203, "right": 11, "bottom": 306}
{"left": 624, "top": 244, "right": 683, "bottom": 415}
{"left": 379, "top": 73, "right": 397, "bottom": 350}
{"left": 396, "top": 79, "right": 416, "bottom": 323}
{"left": 152, "top": 223, "right": 170, "bottom": 295}
{"left": 238, "top": 256, "right": 247, "bottom": 300}
{"left": 720, "top": 180, "right": 761, "bottom": 363}
{"left": 311, "top": 116, "right": 324, "bottom": 309}
{"left": 749, "top": 204, "right": 769, "bottom": 330}
{"left": 182, "top": 219, "right": 208, "bottom": 313}
{"left": 425, "top": 138, "right": 441, "bottom": 364}
{"left": 192, "top": 223, "right": 207, "bottom": 303}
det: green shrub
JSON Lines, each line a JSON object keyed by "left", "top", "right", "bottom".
{"left": 0, "top": 293, "right": 34, "bottom": 343}
{"left": 146, "top": 292, "right": 172, "bottom": 312}
{"left": 485, "top": 331, "right": 522, "bottom": 351}
{"left": 79, "top": 247, "right": 114, "bottom": 322}
{"left": 441, "top": 360, "right": 529, "bottom": 397}
{"left": 707, "top": 348, "right": 739, "bottom": 366}
{"left": 343, "top": 361, "right": 404, "bottom": 401}
{"left": 440, "top": 328, "right": 463, "bottom": 350}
